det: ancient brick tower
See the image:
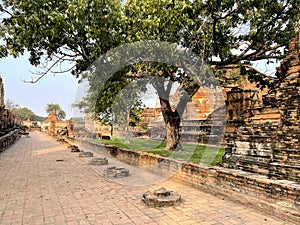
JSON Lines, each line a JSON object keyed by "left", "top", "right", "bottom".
{"left": 223, "top": 30, "right": 300, "bottom": 182}
{"left": 269, "top": 30, "right": 300, "bottom": 181}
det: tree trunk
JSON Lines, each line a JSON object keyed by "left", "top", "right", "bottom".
{"left": 153, "top": 77, "right": 197, "bottom": 151}
{"left": 160, "top": 97, "right": 183, "bottom": 151}
{"left": 164, "top": 110, "right": 181, "bottom": 151}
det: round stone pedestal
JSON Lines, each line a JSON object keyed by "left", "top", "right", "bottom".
{"left": 142, "top": 188, "right": 181, "bottom": 207}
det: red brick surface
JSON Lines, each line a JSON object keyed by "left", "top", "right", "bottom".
{"left": 0, "top": 132, "right": 292, "bottom": 225}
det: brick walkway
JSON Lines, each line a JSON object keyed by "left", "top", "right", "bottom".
{"left": 0, "top": 132, "right": 292, "bottom": 225}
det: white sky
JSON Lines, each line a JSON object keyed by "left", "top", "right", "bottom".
{"left": 0, "top": 53, "right": 79, "bottom": 119}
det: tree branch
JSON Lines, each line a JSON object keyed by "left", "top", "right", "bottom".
{"left": 52, "top": 65, "right": 76, "bottom": 74}
{"left": 165, "top": 79, "right": 173, "bottom": 96}
{"left": 242, "top": 64, "right": 277, "bottom": 79}
{"left": 0, "top": 5, "right": 13, "bottom": 17}
{"left": 21, "top": 55, "right": 66, "bottom": 83}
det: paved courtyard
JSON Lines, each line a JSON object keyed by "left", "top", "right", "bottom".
{"left": 0, "top": 132, "right": 292, "bottom": 225}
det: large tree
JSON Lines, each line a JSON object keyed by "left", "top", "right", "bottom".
{"left": 91, "top": 0, "right": 299, "bottom": 150}
{"left": 5, "top": 99, "right": 35, "bottom": 120}
{"left": 1, "top": 0, "right": 299, "bottom": 150}
{"left": 45, "top": 103, "right": 66, "bottom": 120}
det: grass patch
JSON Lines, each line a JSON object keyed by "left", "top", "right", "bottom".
{"left": 91, "top": 137, "right": 225, "bottom": 165}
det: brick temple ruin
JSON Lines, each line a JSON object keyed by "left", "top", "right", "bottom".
{"left": 71, "top": 31, "right": 300, "bottom": 185}
{"left": 223, "top": 30, "right": 300, "bottom": 183}
{"left": 38, "top": 112, "right": 74, "bottom": 137}
{"left": 0, "top": 76, "right": 22, "bottom": 135}
{"left": 74, "top": 29, "right": 300, "bottom": 150}
{"left": 76, "top": 86, "right": 225, "bottom": 142}
{"left": 0, "top": 76, "right": 22, "bottom": 150}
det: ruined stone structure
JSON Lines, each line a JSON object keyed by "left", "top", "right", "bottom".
{"left": 171, "top": 87, "right": 213, "bottom": 120}
{"left": 73, "top": 114, "right": 111, "bottom": 139}
{"left": 137, "top": 108, "right": 161, "bottom": 130}
{"left": 223, "top": 31, "right": 300, "bottom": 183}
{"left": 181, "top": 88, "right": 226, "bottom": 145}
{"left": 142, "top": 188, "right": 181, "bottom": 207}
{"left": 41, "top": 112, "right": 68, "bottom": 136}
{"left": 141, "top": 87, "right": 225, "bottom": 144}
{"left": 0, "top": 76, "right": 22, "bottom": 136}
{"left": 103, "top": 166, "right": 129, "bottom": 178}
{"left": 0, "top": 76, "right": 23, "bottom": 150}
{"left": 89, "top": 157, "right": 108, "bottom": 166}
{"left": 67, "top": 119, "right": 75, "bottom": 137}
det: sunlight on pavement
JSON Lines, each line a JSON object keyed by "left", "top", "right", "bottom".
{"left": 32, "top": 146, "right": 66, "bottom": 156}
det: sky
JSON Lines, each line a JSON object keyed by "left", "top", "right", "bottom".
{"left": 0, "top": 50, "right": 161, "bottom": 121}
{"left": 0, "top": 53, "right": 80, "bottom": 119}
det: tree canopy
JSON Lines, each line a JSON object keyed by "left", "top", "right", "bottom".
{"left": 45, "top": 103, "right": 66, "bottom": 120}
{"left": 12, "top": 107, "right": 35, "bottom": 121}
{"left": 1, "top": 0, "right": 298, "bottom": 80}
{"left": 0, "top": 0, "right": 122, "bottom": 81}
{"left": 1, "top": 0, "right": 299, "bottom": 150}
{"left": 6, "top": 99, "right": 46, "bottom": 121}
{"left": 182, "top": 0, "right": 300, "bottom": 86}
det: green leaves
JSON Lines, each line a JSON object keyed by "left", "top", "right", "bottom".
{"left": 12, "top": 107, "right": 36, "bottom": 121}
{"left": 1, "top": 0, "right": 299, "bottom": 116}
{"left": 122, "top": 0, "right": 191, "bottom": 42}
{"left": 45, "top": 103, "right": 66, "bottom": 120}
{"left": 0, "top": 0, "right": 122, "bottom": 75}
{"left": 184, "top": 0, "right": 299, "bottom": 67}
{"left": 1, "top": 0, "right": 298, "bottom": 76}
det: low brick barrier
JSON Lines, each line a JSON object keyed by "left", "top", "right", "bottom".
{"left": 69, "top": 138, "right": 300, "bottom": 224}
{"left": 174, "top": 164, "right": 300, "bottom": 224}
{"left": 0, "top": 130, "right": 20, "bottom": 152}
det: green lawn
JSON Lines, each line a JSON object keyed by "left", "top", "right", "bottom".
{"left": 91, "top": 137, "right": 225, "bottom": 166}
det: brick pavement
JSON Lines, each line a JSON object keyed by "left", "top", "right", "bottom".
{"left": 0, "top": 132, "right": 293, "bottom": 225}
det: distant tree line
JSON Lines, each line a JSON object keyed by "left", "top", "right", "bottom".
{"left": 5, "top": 100, "right": 66, "bottom": 121}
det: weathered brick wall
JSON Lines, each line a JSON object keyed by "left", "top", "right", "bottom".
{"left": 223, "top": 31, "right": 300, "bottom": 182}
{"left": 224, "top": 122, "right": 279, "bottom": 175}
{"left": 174, "top": 164, "right": 300, "bottom": 224}
{"left": 182, "top": 87, "right": 214, "bottom": 120}
{"left": 0, "top": 76, "right": 23, "bottom": 134}
{"left": 0, "top": 130, "right": 20, "bottom": 152}
{"left": 41, "top": 112, "right": 69, "bottom": 136}
{"left": 0, "top": 108, "right": 23, "bottom": 133}
{"left": 68, "top": 138, "right": 300, "bottom": 224}
{"left": 269, "top": 30, "right": 300, "bottom": 181}
{"left": 0, "top": 77, "right": 22, "bottom": 151}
